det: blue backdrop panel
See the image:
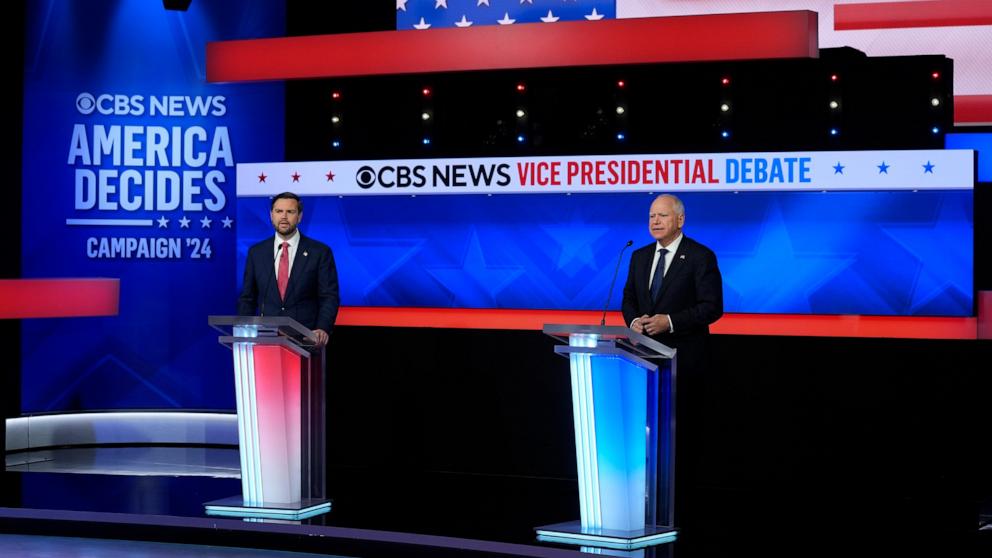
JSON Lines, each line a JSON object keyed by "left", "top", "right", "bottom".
{"left": 21, "top": 0, "right": 285, "bottom": 412}
{"left": 237, "top": 190, "right": 973, "bottom": 317}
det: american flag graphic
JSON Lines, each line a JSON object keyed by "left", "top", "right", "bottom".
{"left": 396, "top": 0, "right": 616, "bottom": 30}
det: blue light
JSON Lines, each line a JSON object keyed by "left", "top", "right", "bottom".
{"left": 331, "top": 140, "right": 341, "bottom": 148}
{"left": 931, "top": 126, "right": 940, "bottom": 134}
{"left": 517, "top": 134, "right": 525, "bottom": 143}
{"left": 422, "top": 137, "right": 431, "bottom": 145}
{"left": 830, "top": 128, "right": 839, "bottom": 136}
{"left": 720, "top": 130, "right": 730, "bottom": 139}
{"left": 616, "top": 133, "right": 625, "bottom": 141}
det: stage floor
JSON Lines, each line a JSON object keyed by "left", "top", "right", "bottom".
{"left": 2, "top": 447, "right": 990, "bottom": 557}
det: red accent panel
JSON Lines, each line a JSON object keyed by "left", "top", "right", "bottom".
{"left": 978, "top": 291, "right": 992, "bottom": 340}
{"left": 337, "top": 307, "right": 977, "bottom": 340}
{"left": 955, "top": 95, "right": 992, "bottom": 125}
{"left": 207, "top": 12, "right": 818, "bottom": 82}
{"left": 835, "top": 0, "right": 992, "bottom": 30}
{"left": 0, "top": 279, "right": 119, "bottom": 319}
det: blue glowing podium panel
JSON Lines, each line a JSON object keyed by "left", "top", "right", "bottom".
{"left": 539, "top": 325, "right": 676, "bottom": 549}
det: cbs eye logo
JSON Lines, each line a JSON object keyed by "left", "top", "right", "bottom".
{"left": 355, "top": 166, "right": 376, "bottom": 189}
{"left": 75, "top": 93, "right": 97, "bottom": 115}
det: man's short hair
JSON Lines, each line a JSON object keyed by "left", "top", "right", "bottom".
{"left": 657, "top": 194, "right": 684, "bottom": 216}
{"left": 271, "top": 192, "right": 303, "bottom": 213}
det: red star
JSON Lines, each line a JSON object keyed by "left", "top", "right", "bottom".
{"left": 325, "top": 170, "right": 335, "bottom": 181}
{"left": 258, "top": 172, "right": 267, "bottom": 183}
{"left": 291, "top": 172, "right": 301, "bottom": 182}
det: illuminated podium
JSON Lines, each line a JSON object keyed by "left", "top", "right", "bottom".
{"left": 204, "top": 316, "right": 329, "bottom": 520}
{"left": 537, "top": 324, "right": 677, "bottom": 550}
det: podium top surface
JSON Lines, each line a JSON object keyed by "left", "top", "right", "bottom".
{"left": 543, "top": 323, "right": 675, "bottom": 359}
{"left": 208, "top": 315, "right": 320, "bottom": 353}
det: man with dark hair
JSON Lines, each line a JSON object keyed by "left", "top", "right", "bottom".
{"left": 238, "top": 192, "right": 339, "bottom": 346}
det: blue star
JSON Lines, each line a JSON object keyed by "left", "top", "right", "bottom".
{"left": 833, "top": 162, "right": 845, "bottom": 174}
{"left": 719, "top": 201, "right": 856, "bottom": 313}
{"left": 542, "top": 219, "right": 610, "bottom": 277}
{"left": 426, "top": 229, "right": 525, "bottom": 307}
{"left": 877, "top": 161, "right": 890, "bottom": 174}
{"left": 922, "top": 161, "right": 935, "bottom": 173}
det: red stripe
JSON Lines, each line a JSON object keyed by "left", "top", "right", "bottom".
{"left": 955, "top": 95, "right": 992, "bottom": 125}
{"left": 835, "top": 0, "right": 992, "bottom": 30}
{"left": 337, "top": 307, "right": 978, "bottom": 340}
{"left": 0, "top": 279, "right": 119, "bottom": 319}
{"left": 207, "top": 12, "right": 817, "bottom": 82}
{"left": 979, "top": 291, "right": 992, "bottom": 340}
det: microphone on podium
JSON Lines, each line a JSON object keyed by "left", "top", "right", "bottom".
{"left": 601, "top": 240, "right": 633, "bottom": 326}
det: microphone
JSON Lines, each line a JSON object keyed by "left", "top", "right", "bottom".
{"left": 601, "top": 240, "right": 634, "bottom": 326}
{"left": 260, "top": 244, "right": 282, "bottom": 317}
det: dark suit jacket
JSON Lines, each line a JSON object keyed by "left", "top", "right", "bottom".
{"left": 621, "top": 235, "right": 723, "bottom": 351}
{"left": 237, "top": 234, "right": 340, "bottom": 333}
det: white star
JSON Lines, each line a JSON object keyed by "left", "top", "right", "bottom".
{"left": 435, "top": 0, "right": 447, "bottom": 8}
{"left": 156, "top": 216, "right": 169, "bottom": 228}
{"left": 540, "top": 10, "right": 559, "bottom": 23}
{"left": 222, "top": 216, "right": 234, "bottom": 228}
{"left": 497, "top": 12, "right": 516, "bottom": 25}
{"left": 520, "top": 0, "right": 533, "bottom": 4}
{"left": 585, "top": 8, "right": 604, "bottom": 21}
{"left": 179, "top": 216, "right": 191, "bottom": 229}
{"left": 477, "top": 0, "right": 489, "bottom": 5}
{"left": 413, "top": 17, "right": 431, "bottom": 30}
{"left": 200, "top": 216, "right": 212, "bottom": 229}
{"left": 396, "top": 0, "right": 407, "bottom": 11}
{"left": 454, "top": 15, "right": 473, "bottom": 27}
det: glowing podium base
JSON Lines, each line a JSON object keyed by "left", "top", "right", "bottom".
{"left": 204, "top": 316, "right": 329, "bottom": 521}
{"left": 537, "top": 325, "right": 677, "bottom": 550}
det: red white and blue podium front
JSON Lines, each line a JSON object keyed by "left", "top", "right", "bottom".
{"left": 537, "top": 324, "right": 677, "bottom": 550}
{"left": 205, "top": 316, "right": 329, "bottom": 520}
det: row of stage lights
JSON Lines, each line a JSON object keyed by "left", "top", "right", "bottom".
{"left": 325, "top": 70, "right": 946, "bottom": 150}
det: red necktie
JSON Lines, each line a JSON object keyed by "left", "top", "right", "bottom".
{"left": 277, "top": 241, "right": 290, "bottom": 300}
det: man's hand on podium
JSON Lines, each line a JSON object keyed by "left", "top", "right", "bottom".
{"left": 310, "top": 328, "right": 329, "bottom": 347}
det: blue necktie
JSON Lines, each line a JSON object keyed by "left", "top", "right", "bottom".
{"left": 650, "top": 248, "right": 668, "bottom": 302}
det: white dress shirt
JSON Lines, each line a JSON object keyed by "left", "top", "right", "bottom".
{"left": 273, "top": 229, "right": 301, "bottom": 278}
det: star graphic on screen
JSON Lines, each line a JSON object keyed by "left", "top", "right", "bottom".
{"left": 540, "top": 10, "right": 560, "bottom": 23}
{"left": 477, "top": 0, "right": 489, "bottom": 6}
{"left": 413, "top": 17, "right": 431, "bottom": 30}
{"left": 200, "top": 216, "right": 212, "bottom": 229}
{"left": 222, "top": 217, "right": 234, "bottom": 228}
{"left": 541, "top": 220, "right": 610, "bottom": 276}
{"left": 338, "top": 238, "right": 427, "bottom": 303}
{"left": 156, "top": 216, "right": 169, "bottom": 228}
{"left": 833, "top": 162, "right": 845, "bottom": 174}
{"left": 396, "top": 0, "right": 407, "bottom": 11}
{"left": 497, "top": 12, "right": 516, "bottom": 24}
{"left": 291, "top": 172, "right": 301, "bottom": 182}
{"left": 454, "top": 15, "right": 473, "bottom": 27}
{"left": 719, "top": 202, "right": 856, "bottom": 313}
{"left": 585, "top": 8, "right": 605, "bottom": 20}
{"left": 435, "top": 0, "right": 446, "bottom": 8}
{"left": 881, "top": 198, "right": 972, "bottom": 313}
{"left": 325, "top": 170, "right": 335, "bottom": 181}
{"left": 426, "top": 229, "right": 524, "bottom": 307}
{"left": 179, "top": 216, "right": 191, "bottom": 229}
{"left": 923, "top": 161, "right": 935, "bottom": 173}
{"left": 258, "top": 173, "right": 267, "bottom": 183}
{"left": 877, "top": 161, "right": 890, "bottom": 174}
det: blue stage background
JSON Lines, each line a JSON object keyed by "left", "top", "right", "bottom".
{"left": 237, "top": 190, "right": 973, "bottom": 317}
{"left": 20, "top": 0, "right": 285, "bottom": 412}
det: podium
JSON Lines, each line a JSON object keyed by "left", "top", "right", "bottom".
{"left": 204, "top": 316, "right": 329, "bottom": 520}
{"left": 536, "top": 324, "right": 677, "bottom": 550}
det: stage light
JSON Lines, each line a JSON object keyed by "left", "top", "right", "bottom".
{"left": 931, "top": 126, "right": 940, "bottom": 134}
{"left": 720, "top": 130, "right": 730, "bottom": 139}
{"left": 830, "top": 74, "right": 838, "bottom": 82}
{"left": 331, "top": 116, "right": 340, "bottom": 124}
{"left": 617, "top": 80, "right": 625, "bottom": 88}
{"left": 720, "top": 103, "right": 730, "bottom": 112}
{"left": 516, "top": 83, "right": 526, "bottom": 92}
{"left": 422, "top": 87, "right": 432, "bottom": 97}
{"left": 516, "top": 134, "right": 526, "bottom": 143}
{"left": 721, "top": 77, "right": 730, "bottom": 86}
{"left": 331, "top": 91, "right": 341, "bottom": 100}
{"left": 331, "top": 140, "right": 341, "bottom": 148}
{"left": 515, "top": 109, "right": 526, "bottom": 118}
{"left": 830, "top": 128, "right": 839, "bottom": 136}
{"left": 421, "top": 112, "right": 431, "bottom": 121}
{"left": 422, "top": 137, "right": 431, "bottom": 145}
{"left": 616, "top": 106, "right": 625, "bottom": 115}
{"left": 829, "top": 100, "right": 839, "bottom": 109}
{"left": 931, "top": 71, "right": 940, "bottom": 79}
{"left": 931, "top": 98, "right": 940, "bottom": 107}
{"left": 616, "top": 133, "right": 626, "bottom": 141}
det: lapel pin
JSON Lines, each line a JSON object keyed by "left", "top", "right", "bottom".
{"left": 680, "top": 254, "right": 685, "bottom": 259}
{"left": 303, "top": 251, "right": 308, "bottom": 257}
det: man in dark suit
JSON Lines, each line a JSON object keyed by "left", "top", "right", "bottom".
{"left": 238, "top": 192, "right": 339, "bottom": 346}
{"left": 621, "top": 193, "right": 723, "bottom": 528}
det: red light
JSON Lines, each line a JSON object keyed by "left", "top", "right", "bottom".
{"left": 331, "top": 91, "right": 341, "bottom": 100}
{"left": 830, "top": 74, "right": 838, "bottom": 82}
{"left": 721, "top": 77, "right": 730, "bottom": 86}
{"left": 931, "top": 71, "right": 940, "bottom": 79}
{"left": 516, "top": 83, "right": 526, "bottom": 92}
{"left": 422, "top": 87, "right": 432, "bottom": 96}
{"left": 617, "top": 80, "right": 626, "bottom": 88}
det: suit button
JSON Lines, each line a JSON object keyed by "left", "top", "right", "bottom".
{"left": 281, "top": 307, "right": 285, "bottom": 311}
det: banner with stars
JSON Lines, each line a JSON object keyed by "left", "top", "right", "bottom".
{"left": 21, "top": 0, "right": 285, "bottom": 413}
{"left": 397, "top": 0, "right": 616, "bottom": 30}
{"left": 237, "top": 148, "right": 974, "bottom": 318}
